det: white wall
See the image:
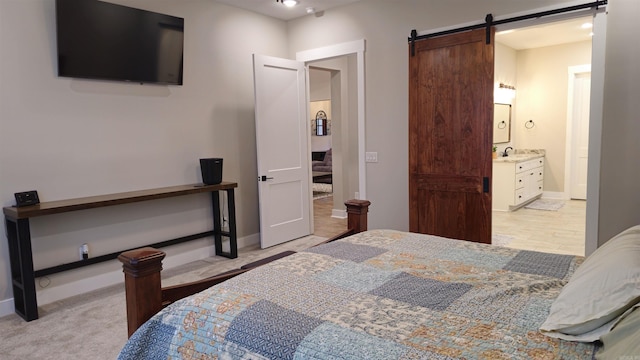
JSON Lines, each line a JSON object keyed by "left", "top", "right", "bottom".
{"left": 493, "top": 42, "right": 517, "bottom": 154}
{"left": 309, "top": 68, "right": 332, "bottom": 151}
{"left": 515, "top": 41, "right": 592, "bottom": 192}
{"left": 0, "top": 0, "right": 287, "bottom": 308}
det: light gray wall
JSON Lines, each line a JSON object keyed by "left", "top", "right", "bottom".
{"left": 3, "top": 0, "right": 636, "bottom": 312}
{"left": 287, "top": 0, "right": 581, "bottom": 230}
{"left": 598, "top": 0, "right": 640, "bottom": 245}
{"left": 0, "top": 0, "right": 287, "bottom": 306}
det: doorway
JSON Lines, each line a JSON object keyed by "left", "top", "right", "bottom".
{"left": 492, "top": 15, "right": 600, "bottom": 256}
{"left": 566, "top": 65, "right": 591, "bottom": 200}
{"left": 297, "top": 40, "right": 365, "bottom": 237}
{"left": 307, "top": 60, "right": 354, "bottom": 236}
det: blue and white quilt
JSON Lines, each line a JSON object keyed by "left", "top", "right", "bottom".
{"left": 118, "top": 229, "right": 598, "bottom": 359}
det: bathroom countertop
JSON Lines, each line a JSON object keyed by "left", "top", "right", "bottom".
{"left": 493, "top": 149, "right": 545, "bottom": 163}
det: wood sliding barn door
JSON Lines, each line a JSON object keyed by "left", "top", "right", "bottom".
{"left": 409, "top": 28, "right": 494, "bottom": 244}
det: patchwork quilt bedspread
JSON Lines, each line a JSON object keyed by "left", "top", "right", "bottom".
{"left": 118, "top": 229, "right": 598, "bottom": 359}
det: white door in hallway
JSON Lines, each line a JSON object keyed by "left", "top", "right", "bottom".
{"left": 570, "top": 70, "right": 591, "bottom": 200}
{"left": 253, "top": 54, "right": 312, "bottom": 248}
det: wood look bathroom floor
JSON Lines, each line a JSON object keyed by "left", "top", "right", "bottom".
{"left": 314, "top": 196, "right": 586, "bottom": 257}
{"left": 492, "top": 199, "right": 586, "bottom": 256}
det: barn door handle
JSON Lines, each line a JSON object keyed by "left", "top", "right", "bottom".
{"left": 483, "top": 177, "right": 490, "bottom": 193}
{"left": 258, "top": 175, "right": 274, "bottom": 182}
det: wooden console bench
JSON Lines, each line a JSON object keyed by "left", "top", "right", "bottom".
{"left": 3, "top": 182, "right": 238, "bottom": 322}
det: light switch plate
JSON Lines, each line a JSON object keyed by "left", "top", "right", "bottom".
{"left": 365, "top": 152, "right": 378, "bottom": 163}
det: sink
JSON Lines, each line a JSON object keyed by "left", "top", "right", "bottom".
{"left": 494, "top": 149, "right": 545, "bottom": 162}
{"left": 503, "top": 154, "right": 531, "bottom": 159}
{"left": 494, "top": 153, "right": 543, "bottom": 162}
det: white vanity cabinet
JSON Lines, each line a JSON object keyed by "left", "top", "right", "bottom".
{"left": 493, "top": 156, "right": 544, "bottom": 211}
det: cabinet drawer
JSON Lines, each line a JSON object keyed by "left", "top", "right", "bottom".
{"left": 535, "top": 180, "right": 544, "bottom": 196}
{"left": 515, "top": 188, "right": 525, "bottom": 204}
{"left": 516, "top": 157, "right": 544, "bottom": 173}
{"left": 515, "top": 173, "right": 525, "bottom": 189}
{"left": 534, "top": 167, "right": 544, "bottom": 182}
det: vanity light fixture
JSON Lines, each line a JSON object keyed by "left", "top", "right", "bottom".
{"left": 499, "top": 83, "right": 516, "bottom": 91}
{"left": 498, "top": 82, "right": 516, "bottom": 100}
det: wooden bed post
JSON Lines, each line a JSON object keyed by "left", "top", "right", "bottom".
{"left": 345, "top": 199, "right": 371, "bottom": 234}
{"left": 118, "top": 247, "right": 166, "bottom": 337}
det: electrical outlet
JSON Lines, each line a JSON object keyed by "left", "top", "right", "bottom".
{"left": 79, "top": 244, "right": 89, "bottom": 260}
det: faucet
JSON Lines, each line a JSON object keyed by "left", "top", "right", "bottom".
{"left": 502, "top": 147, "right": 513, "bottom": 157}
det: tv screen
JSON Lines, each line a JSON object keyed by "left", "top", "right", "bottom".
{"left": 55, "top": 0, "right": 184, "bottom": 85}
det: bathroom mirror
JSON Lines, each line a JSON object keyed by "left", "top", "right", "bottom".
{"left": 493, "top": 103, "right": 511, "bottom": 144}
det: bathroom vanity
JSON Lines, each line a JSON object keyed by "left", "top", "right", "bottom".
{"left": 492, "top": 151, "right": 545, "bottom": 211}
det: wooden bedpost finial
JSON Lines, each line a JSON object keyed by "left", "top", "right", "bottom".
{"left": 118, "top": 247, "right": 166, "bottom": 337}
{"left": 119, "top": 247, "right": 166, "bottom": 277}
{"left": 345, "top": 199, "right": 371, "bottom": 234}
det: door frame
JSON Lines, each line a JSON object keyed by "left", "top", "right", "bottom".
{"left": 296, "top": 39, "right": 366, "bottom": 202}
{"left": 564, "top": 64, "right": 591, "bottom": 200}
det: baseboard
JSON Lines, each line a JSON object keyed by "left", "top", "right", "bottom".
{"left": 238, "top": 232, "right": 260, "bottom": 248}
{"left": 332, "top": 209, "right": 347, "bottom": 219}
{"left": 0, "top": 233, "right": 260, "bottom": 318}
{"left": 542, "top": 191, "right": 566, "bottom": 200}
{"left": 0, "top": 298, "right": 14, "bottom": 318}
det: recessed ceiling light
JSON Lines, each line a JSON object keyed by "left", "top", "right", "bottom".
{"left": 282, "top": 0, "right": 298, "bottom": 7}
{"left": 306, "top": 7, "right": 316, "bottom": 14}
{"left": 581, "top": 22, "right": 593, "bottom": 29}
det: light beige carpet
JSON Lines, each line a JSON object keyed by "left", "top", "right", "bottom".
{"left": 0, "top": 235, "right": 327, "bottom": 359}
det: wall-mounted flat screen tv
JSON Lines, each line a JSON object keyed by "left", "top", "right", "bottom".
{"left": 55, "top": 0, "right": 184, "bottom": 85}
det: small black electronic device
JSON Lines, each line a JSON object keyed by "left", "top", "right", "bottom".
{"left": 200, "top": 158, "right": 223, "bottom": 185}
{"left": 14, "top": 191, "right": 40, "bottom": 207}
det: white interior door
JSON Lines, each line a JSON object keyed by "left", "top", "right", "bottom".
{"left": 253, "top": 54, "right": 311, "bottom": 248}
{"left": 570, "top": 71, "right": 591, "bottom": 200}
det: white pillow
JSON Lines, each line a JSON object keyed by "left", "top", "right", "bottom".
{"left": 540, "top": 224, "right": 640, "bottom": 342}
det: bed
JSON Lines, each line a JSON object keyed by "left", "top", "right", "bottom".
{"left": 117, "top": 200, "right": 640, "bottom": 359}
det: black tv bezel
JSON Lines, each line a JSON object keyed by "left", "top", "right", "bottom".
{"left": 55, "top": 0, "right": 184, "bottom": 86}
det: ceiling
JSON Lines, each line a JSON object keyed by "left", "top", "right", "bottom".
{"left": 214, "top": 0, "right": 361, "bottom": 21}
{"left": 496, "top": 16, "right": 594, "bottom": 50}
{"left": 213, "top": 1, "right": 593, "bottom": 50}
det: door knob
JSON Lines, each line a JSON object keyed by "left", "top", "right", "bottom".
{"left": 258, "top": 175, "right": 274, "bottom": 182}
